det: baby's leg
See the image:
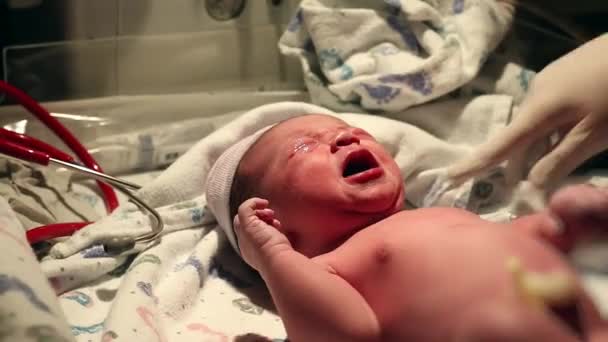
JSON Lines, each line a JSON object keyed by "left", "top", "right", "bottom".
{"left": 511, "top": 184, "right": 608, "bottom": 252}
{"left": 547, "top": 185, "right": 608, "bottom": 340}
{"left": 549, "top": 184, "right": 608, "bottom": 235}
{"left": 548, "top": 184, "right": 608, "bottom": 252}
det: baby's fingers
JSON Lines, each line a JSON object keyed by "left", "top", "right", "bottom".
{"left": 240, "top": 197, "right": 269, "bottom": 212}
{"left": 237, "top": 197, "right": 269, "bottom": 220}
{"left": 272, "top": 219, "right": 282, "bottom": 230}
{"left": 233, "top": 214, "right": 240, "bottom": 229}
{"left": 255, "top": 208, "right": 283, "bottom": 230}
{"left": 255, "top": 208, "right": 275, "bottom": 224}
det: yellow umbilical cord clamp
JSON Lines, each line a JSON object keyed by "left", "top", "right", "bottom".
{"left": 507, "top": 257, "right": 577, "bottom": 310}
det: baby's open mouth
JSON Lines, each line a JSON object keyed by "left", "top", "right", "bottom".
{"left": 343, "top": 149, "right": 379, "bottom": 177}
{"left": 342, "top": 149, "right": 383, "bottom": 183}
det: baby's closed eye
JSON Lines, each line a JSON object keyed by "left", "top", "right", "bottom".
{"left": 288, "top": 137, "right": 320, "bottom": 157}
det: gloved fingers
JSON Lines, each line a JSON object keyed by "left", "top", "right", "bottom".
{"left": 528, "top": 116, "right": 608, "bottom": 187}
{"left": 446, "top": 96, "right": 569, "bottom": 183}
{"left": 503, "top": 143, "right": 537, "bottom": 181}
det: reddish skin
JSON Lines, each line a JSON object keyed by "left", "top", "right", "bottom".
{"left": 235, "top": 115, "right": 608, "bottom": 342}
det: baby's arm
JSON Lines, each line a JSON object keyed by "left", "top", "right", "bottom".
{"left": 235, "top": 198, "right": 381, "bottom": 342}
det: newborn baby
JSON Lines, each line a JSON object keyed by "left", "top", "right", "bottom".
{"left": 206, "top": 114, "right": 608, "bottom": 341}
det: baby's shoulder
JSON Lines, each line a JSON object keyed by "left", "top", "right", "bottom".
{"left": 323, "top": 207, "right": 485, "bottom": 268}
{"left": 385, "top": 206, "right": 480, "bottom": 224}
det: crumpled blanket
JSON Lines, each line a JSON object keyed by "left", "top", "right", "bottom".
{"left": 278, "top": 0, "right": 514, "bottom": 112}
{"left": 0, "top": 196, "right": 74, "bottom": 342}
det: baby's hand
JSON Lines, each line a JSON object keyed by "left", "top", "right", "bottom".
{"left": 234, "top": 198, "right": 292, "bottom": 271}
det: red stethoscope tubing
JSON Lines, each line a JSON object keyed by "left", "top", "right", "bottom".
{"left": 27, "top": 223, "right": 90, "bottom": 245}
{"left": 0, "top": 80, "right": 119, "bottom": 244}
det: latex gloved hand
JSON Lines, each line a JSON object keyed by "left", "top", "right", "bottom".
{"left": 446, "top": 34, "right": 608, "bottom": 189}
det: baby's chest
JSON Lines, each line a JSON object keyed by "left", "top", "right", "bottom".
{"left": 334, "top": 228, "right": 439, "bottom": 307}
{"left": 331, "top": 233, "right": 446, "bottom": 336}
{"left": 334, "top": 215, "right": 461, "bottom": 287}
{"left": 330, "top": 217, "right": 500, "bottom": 330}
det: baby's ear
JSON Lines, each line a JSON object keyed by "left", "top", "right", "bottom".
{"left": 452, "top": 302, "right": 576, "bottom": 342}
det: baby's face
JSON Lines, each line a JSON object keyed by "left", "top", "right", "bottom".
{"left": 241, "top": 114, "right": 404, "bottom": 256}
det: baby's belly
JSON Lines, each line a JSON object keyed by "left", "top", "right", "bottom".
{"left": 330, "top": 208, "right": 577, "bottom": 341}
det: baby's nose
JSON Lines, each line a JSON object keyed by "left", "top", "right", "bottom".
{"left": 331, "top": 131, "right": 360, "bottom": 153}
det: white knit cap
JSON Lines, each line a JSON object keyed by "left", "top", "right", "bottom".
{"left": 205, "top": 128, "right": 270, "bottom": 254}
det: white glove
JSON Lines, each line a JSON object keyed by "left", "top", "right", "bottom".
{"left": 446, "top": 34, "right": 608, "bottom": 189}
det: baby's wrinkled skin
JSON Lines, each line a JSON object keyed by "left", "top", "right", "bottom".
{"left": 234, "top": 115, "right": 608, "bottom": 342}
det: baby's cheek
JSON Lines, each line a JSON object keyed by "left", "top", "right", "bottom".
{"left": 379, "top": 154, "right": 402, "bottom": 176}
{"left": 386, "top": 161, "right": 405, "bottom": 196}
